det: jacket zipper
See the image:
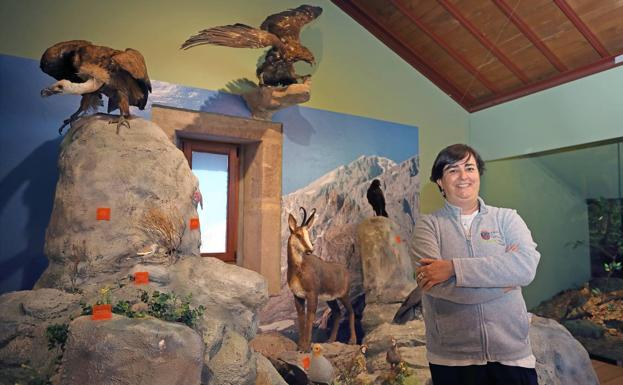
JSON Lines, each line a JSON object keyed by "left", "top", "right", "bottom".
{"left": 463, "top": 213, "right": 490, "bottom": 361}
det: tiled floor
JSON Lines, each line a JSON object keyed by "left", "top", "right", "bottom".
{"left": 592, "top": 359, "right": 623, "bottom": 385}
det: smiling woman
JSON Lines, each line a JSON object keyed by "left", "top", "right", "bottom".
{"left": 412, "top": 143, "right": 541, "bottom": 385}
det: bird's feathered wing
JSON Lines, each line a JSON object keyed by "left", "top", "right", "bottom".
{"left": 260, "top": 4, "right": 323, "bottom": 41}
{"left": 111, "top": 48, "right": 152, "bottom": 109}
{"left": 40, "top": 40, "right": 93, "bottom": 82}
{"left": 181, "top": 23, "right": 282, "bottom": 51}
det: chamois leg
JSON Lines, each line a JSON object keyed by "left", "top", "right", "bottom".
{"left": 293, "top": 296, "right": 306, "bottom": 351}
{"left": 303, "top": 295, "right": 318, "bottom": 351}
{"left": 326, "top": 300, "right": 341, "bottom": 342}
{"left": 339, "top": 294, "right": 357, "bottom": 344}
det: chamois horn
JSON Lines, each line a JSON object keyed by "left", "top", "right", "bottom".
{"left": 306, "top": 208, "right": 316, "bottom": 226}
{"left": 299, "top": 207, "right": 317, "bottom": 226}
{"left": 300, "top": 207, "right": 308, "bottom": 226}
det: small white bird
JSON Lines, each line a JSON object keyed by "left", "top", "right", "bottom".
{"left": 137, "top": 243, "right": 158, "bottom": 256}
{"left": 308, "top": 344, "right": 335, "bottom": 384}
{"left": 158, "top": 339, "right": 166, "bottom": 352}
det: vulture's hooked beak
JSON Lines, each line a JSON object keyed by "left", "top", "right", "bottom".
{"left": 40, "top": 87, "right": 60, "bottom": 97}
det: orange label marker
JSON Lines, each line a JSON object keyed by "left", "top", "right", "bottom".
{"left": 190, "top": 217, "right": 200, "bottom": 230}
{"left": 395, "top": 235, "right": 401, "bottom": 243}
{"left": 92, "top": 304, "right": 112, "bottom": 320}
{"left": 96, "top": 208, "right": 111, "bottom": 221}
{"left": 134, "top": 271, "right": 149, "bottom": 285}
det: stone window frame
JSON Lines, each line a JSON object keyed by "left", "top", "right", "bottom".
{"left": 152, "top": 105, "right": 282, "bottom": 294}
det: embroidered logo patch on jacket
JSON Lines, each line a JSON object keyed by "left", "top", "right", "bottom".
{"left": 480, "top": 230, "right": 504, "bottom": 245}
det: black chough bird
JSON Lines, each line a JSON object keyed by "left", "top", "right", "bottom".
{"left": 367, "top": 179, "right": 388, "bottom": 217}
{"left": 40, "top": 40, "right": 152, "bottom": 134}
{"left": 181, "top": 4, "right": 322, "bottom": 87}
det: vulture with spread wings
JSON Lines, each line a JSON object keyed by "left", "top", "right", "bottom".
{"left": 181, "top": 4, "right": 322, "bottom": 87}
{"left": 40, "top": 40, "right": 152, "bottom": 134}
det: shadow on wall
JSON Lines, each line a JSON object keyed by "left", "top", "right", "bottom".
{"left": 0, "top": 138, "right": 61, "bottom": 291}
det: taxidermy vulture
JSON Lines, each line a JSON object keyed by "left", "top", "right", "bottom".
{"left": 367, "top": 179, "right": 388, "bottom": 217}
{"left": 40, "top": 40, "right": 152, "bottom": 134}
{"left": 181, "top": 4, "right": 322, "bottom": 87}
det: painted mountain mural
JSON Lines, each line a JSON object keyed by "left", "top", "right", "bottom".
{"left": 260, "top": 154, "right": 420, "bottom": 327}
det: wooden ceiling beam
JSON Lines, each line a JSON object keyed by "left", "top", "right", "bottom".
{"left": 437, "top": 0, "right": 530, "bottom": 85}
{"left": 331, "top": 0, "right": 475, "bottom": 106}
{"left": 391, "top": 0, "right": 500, "bottom": 94}
{"left": 469, "top": 53, "right": 623, "bottom": 112}
{"left": 553, "top": 0, "right": 610, "bottom": 58}
{"left": 493, "top": 0, "right": 568, "bottom": 73}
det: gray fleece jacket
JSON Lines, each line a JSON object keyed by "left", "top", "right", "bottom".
{"left": 411, "top": 197, "right": 540, "bottom": 362}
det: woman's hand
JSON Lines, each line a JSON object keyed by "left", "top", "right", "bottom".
{"left": 416, "top": 258, "right": 455, "bottom": 291}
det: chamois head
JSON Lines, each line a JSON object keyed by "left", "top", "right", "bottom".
{"left": 287, "top": 207, "right": 317, "bottom": 254}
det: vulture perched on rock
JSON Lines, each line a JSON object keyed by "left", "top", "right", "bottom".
{"left": 40, "top": 40, "right": 152, "bottom": 134}
{"left": 181, "top": 4, "right": 322, "bottom": 87}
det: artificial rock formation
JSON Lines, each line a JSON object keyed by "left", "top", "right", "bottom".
{"left": 0, "top": 115, "right": 275, "bottom": 385}
{"left": 36, "top": 114, "right": 201, "bottom": 292}
{"left": 0, "top": 289, "right": 82, "bottom": 383}
{"left": 242, "top": 79, "right": 311, "bottom": 120}
{"left": 60, "top": 315, "right": 204, "bottom": 385}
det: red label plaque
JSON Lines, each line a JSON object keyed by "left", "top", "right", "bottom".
{"left": 92, "top": 304, "right": 112, "bottom": 320}
{"left": 96, "top": 208, "right": 111, "bottom": 221}
{"left": 134, "top": 271, "right": 149, "bottom": 285}
{"left": 190, "top": 217, "right": 200, "bottom": 230}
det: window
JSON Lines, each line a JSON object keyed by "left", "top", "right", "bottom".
{"left": 181, "top": 139, "right": 239, "bottom": 263}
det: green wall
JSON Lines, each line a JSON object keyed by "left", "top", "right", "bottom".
{"left": 0, "top": 0, "right": 467, "bottom": 213}
{"left": 480, "top": 157, "right": 590, "bottom": 308}
{"left": 469, "top": 66, "right": 623, "bottom": 161}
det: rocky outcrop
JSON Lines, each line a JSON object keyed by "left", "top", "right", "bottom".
{"left": 206, "top": 329, "right": 257, "bottom": 385}
{"left": 0, "top": 116, "right": 272, "bottom": 385}
{"left": 0, "top": 289, "right": 81, "bottom": 383}
{"left": 357, "top": 217, "right": 416, "bottom": 304}
{"left": 254, "top": 353, "right": 288, "bottom": 385}
{"left": 60, "top": 315, "right": 204, "bottom": 385}
{"left": 242, "top": 79, "right": 311, "bottom": 120}
{"left": 530, "top": 315, "right": 599, "bottom": 385}
{"left": 36, "top": 115, "right": 201, "bottom": 292}
{"left": 167, "top": 257, "right": 268, "bottom": 339}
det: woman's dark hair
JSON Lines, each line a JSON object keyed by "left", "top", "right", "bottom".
{"left": 430, "top": 144, "right": 485, "bottom": 184}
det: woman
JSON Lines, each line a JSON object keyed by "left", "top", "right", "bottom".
{"left": 412, "top": 144, "right": 540, "bottom": 385}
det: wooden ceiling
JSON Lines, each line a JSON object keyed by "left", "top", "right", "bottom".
{"left": 332, "top": 0, "right": 623, "bottom": 112}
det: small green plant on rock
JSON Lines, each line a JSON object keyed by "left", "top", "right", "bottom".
{"left": 46, "top": 323, "right": 69, "bottom": 351}
{"left": 78, "top": 289, "right": 205, "bottom": 328}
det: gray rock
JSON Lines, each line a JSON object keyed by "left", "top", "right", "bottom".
{"left": 60, "top": 315, "right": 204, "bottom": 385}
{"left": 249, "top": 332, "right": 297, "bottom": 364}
{"left": 199, "top": 317, "right": 228, "bottom": 360}
{"left": 168, "top": 256, "right": 269, "bottom": 339}
{"left": 36, "top": 115, "right": 201, "bottom": 291}
{"left": 562, "top": 319, "right": 605, "bottom": 338}
{"left": 361, "top": 303, "right": 402, "bottom": 334}
{"left": 362, "top": 320, "right": 426, "bottom": 356}
{"left": 207, "top": 329, "right": 257, "bottom": 385}
{"left": 530, "top": 315, "right": 599, "bottom": 385}
{"left": 357, "top": 217, "right": 417, "bottom": 304}
{"left": 0, "top": 289, "right": 81, "bottom": 379}
{"left": 254, "top": 353, "right": 288, "bottom": 385}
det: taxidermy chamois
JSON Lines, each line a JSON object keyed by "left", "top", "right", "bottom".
{"left": 287, "top": 207, "right": 356, "bottom": 351}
